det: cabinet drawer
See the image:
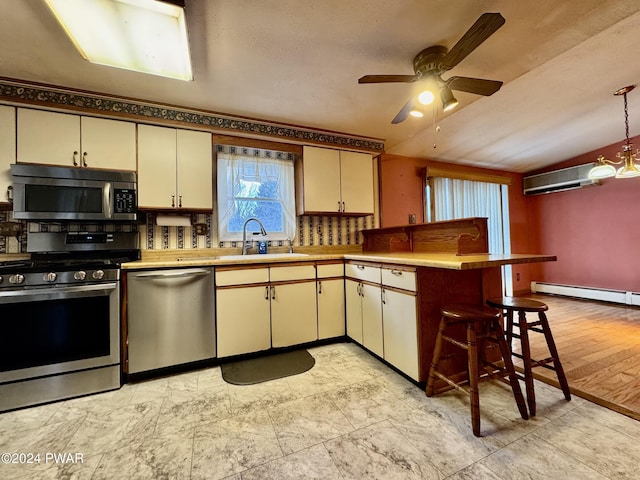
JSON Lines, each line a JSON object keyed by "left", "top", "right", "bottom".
{"left": 382, "top": 267, "right": 416, "bottom": 292}
{"left": 216, "top": 267, "right": 269, "bottom": 286}
{"left": 345, "top": 263, "right": 381, "bottom": 284}
{"left": 270, "top": 265, "right": 316, "bottom": 282}
{"left": 317, "top": 263, "right": 344, "bottom": 278}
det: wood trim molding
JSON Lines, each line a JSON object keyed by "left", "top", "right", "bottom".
{"left": 0, "top": 77, "right": 384, "bottom": 153}
{"left": 424, "top": 166, "right": 511, "bottom": 185}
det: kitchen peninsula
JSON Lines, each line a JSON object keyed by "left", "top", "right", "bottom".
{"left": 121, "top": 218, "right": 555, "bottom": 385}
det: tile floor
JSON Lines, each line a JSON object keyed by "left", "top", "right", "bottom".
{"left": 1, "top": 342, "right": 640, "bottom": 479}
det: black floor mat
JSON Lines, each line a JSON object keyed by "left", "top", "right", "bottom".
{"left": 221, "top": 349, "right": 315, "bottom": 385}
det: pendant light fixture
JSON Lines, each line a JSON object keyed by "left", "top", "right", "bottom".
{"left": 589, "top": 85, "right": 640, "bottom": 179}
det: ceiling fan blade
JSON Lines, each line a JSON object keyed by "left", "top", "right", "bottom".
{"left": 446, "top": 76, "right": 503, "bottom": 96}
{"left": 358, "top": 75, "right": 417, "bottom": 84}
{"left": 441, "top": 12, "right": 505, "bottom": 70}
{"left": 391, "top": 99, "right": 414, "bottom": 124}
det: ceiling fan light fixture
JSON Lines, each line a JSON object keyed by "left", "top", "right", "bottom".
{"left": 441, "top": 86, "right": 458, "bottom": 112}
{"left": 418, "top": 90, "right": 435, "bottom": 105}
{"left": 409, "top": 109, "right": 424, "bottom": 118}
{"left": 615, "top": 146, "right": 640, "bottom": 178}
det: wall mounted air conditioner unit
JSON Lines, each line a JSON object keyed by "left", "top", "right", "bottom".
{"left": 523, "top": 163, "right": 598, "bottom": 195}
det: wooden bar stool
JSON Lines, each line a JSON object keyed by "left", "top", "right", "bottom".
{"left": 426, "top": 304, "right": 529, "bottom": 437}
{"left": 486, "top": 297, "right": 571, "bottom": 416}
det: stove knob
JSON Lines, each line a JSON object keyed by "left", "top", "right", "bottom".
{"left": 92, "top": 270, "right": 105, "bottom": 280}
{"left": 43, "top": 272, "right": 57, "bottom": 283}
{"left": 9, "top": 274, "right": 25, "bottom": 284}
{"left": 74, "top": 271, "right": 87, "bottom": 281}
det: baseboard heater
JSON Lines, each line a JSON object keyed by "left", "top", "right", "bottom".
{"left": 531, "top": 282, "right": 640, "bottom": 306}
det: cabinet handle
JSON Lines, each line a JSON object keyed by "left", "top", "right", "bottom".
{"left": 382, "top": 288, "right": 386, "bottom": 305}
{"left": 357, "top": 265, "right": 365, "bottom": 270}
{"left": 82, "top": 152, "right": 88, "bottom": 167}
{"left": 271, "top": 285, "right": 276, "bottom": 300}
{"left": 178, "top": 195, "right": 182, "bottom": 208}
{"left": 318, "top": 281, "right": 323, "bottom": 294}
{"left": 265, "top": 286, "right": 269, "bottom": 300}
{"left": 171, "top": 194, "right": 175, "bottom": 207}
{"left": 391, "top": 270, "right": 403, "bottom": 276}
{"left": 337, "top": 201, "right": 341, "bottom": 212}
{"left": 72, "top": 151, "right": 79, "bottom": 166}
{"left": 342, "top": 201, "right": 345, "bottom": 212}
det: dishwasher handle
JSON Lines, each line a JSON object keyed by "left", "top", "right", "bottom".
{"left": 132, "top": 269, "right": 211, "bottom": 280}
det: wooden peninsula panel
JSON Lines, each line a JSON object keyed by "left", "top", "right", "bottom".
{"left": 362, "top": 218, "right": 489, "bottom": 255}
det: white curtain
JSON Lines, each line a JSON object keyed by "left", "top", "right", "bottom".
{"left": 433, "top": 177, "right": 507, "bottom": 254}
{"left": 217, "top": 152, "right": 296, "bottom": 241}
{"left": 432, "top": 177, "right": 512, "bottom": 294}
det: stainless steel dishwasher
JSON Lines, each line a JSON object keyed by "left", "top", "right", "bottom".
{"left": 127, "top": 268, "right": 216, "bottom": 374}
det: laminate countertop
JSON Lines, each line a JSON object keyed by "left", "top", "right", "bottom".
{"left": 121, "top": 251, "right": 556, "bottom": 270}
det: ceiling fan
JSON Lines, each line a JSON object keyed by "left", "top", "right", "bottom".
{"left": 358, "top": 12, "right": 505, "bottom": 124}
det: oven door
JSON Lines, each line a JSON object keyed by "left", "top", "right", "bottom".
{"left": 0, "top": 283, "right": 119, "bottom": 384}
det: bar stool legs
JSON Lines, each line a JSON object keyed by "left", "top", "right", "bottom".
{"left": 488, "top": 297, "right": 571, "bottom": 417}
{"left": 426, "top": 304, "right": 529, "bottom": 437}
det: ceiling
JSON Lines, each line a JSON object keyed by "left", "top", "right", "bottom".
{"left": 2, "top": 1, "right": 640, "bottom": 173}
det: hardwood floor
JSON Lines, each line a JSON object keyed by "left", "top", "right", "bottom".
{"left": 511, "top": 293, "right": 640, "bottom": 421}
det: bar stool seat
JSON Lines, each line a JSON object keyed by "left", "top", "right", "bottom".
{"left": 486, "top": 296, "right": 571, "bottom": 417}
{"left": 426, "top": 303, "right": 529, "bottom": 437}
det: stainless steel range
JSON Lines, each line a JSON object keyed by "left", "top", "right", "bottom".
{"left": 0, "top": 231, "right": 139, "bottom": 412}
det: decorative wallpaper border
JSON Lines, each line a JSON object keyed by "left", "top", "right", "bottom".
{"left": 0, "top": 78, "right": 385, "bottom": 152}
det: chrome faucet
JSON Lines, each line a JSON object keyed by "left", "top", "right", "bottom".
{"left": 242, "top": 217, "right": 267, "bottom": 255}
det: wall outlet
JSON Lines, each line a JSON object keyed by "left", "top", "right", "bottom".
{"left": 408, "top": 214, "right": 416, "bottom": 224}
{"left": 0, "top": 221, "right": 22, "bottom": 237}
{"left": 516, "top": 273, "right": 521, "bottom": 281}
{"left": 194, "top": 223, "right": 208, "bottom": 235}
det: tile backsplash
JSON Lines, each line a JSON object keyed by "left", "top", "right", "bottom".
{"left": 0, "top": 210, "right": 375, "bottom": 254}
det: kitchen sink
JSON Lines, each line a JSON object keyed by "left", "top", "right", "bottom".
{"left": 217, "top": 253, "right": 310, "bottom": 260}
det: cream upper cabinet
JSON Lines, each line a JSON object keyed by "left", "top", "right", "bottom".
{"left": 339, "top": 150, "right": 375, "bottom": 214}
{"left": 138, "top": 124, "right": 212, "bottom": 209}
{"left": 17, "top": 108, "right": 135, "bottom": 170}
{"left": 176, "top": 129, "right": 213, "bottom": 209}
{"left": 297, "top": 145, "right": 374, "bottom": 215}
{"left": 0, "top": 105, "right": 15, "bottom": 203}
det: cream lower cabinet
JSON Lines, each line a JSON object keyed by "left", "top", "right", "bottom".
{"left": 216, "top": 264, "right": 317, "bottom": 357}
{"left": 271, "top": 281, "right": 317, "bottom": 347}
{"left": 216, "top": 268, "right": 271, "bottom": 357}
{"left": 317, "top": 262, "right": 345, "bottom": 339}
{"left": 381, "top": 267, "right": 419, "bottom": 381}
{"left": 345, "top": 262, "right": 383, "bottom": 357}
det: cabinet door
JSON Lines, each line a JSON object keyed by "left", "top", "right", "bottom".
{"left": 383, "top": 289, "right": 419, "bottom": 381}
{"left": 216, "top": 285, "right": 271, "bottom": 357}
{"left": 0, "top": 105, "right": 15, "bottom": 202}
{"left": 300, "top": 146, "right": 341, "bottom": 213}
{"left": 80, "top": 117, "right": 136, "bottom": 171}
{"left": 17, "top": 109, "right": 80, "bottom": 166}
{"left": 345, "top": 279, "right": 363, "bottom": 344}
{"left": 138, "top": 124, "right": 177, "bottom": 208}
{"left": 361, "top": 283, "right": 383, "bottom": 357}
{"left": 340, "top": 151, "right": 374, "bottom": 214}
{"left": 317, "top": 278, "right": 345, "bottom": 339}
{"left": 271, "top": 281, "right": 317, "bottom": 348}
{"left": 176, "top": 129, "right": 212, "bottom": 209}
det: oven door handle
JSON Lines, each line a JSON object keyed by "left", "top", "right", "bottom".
{"left": 132, "top": 270, "right": 211, "bottom": 280}
{"left": 0, "top": 282, "right": 117, "bottom": 303}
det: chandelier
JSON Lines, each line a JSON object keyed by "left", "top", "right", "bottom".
{"left": 589, "top": 85, "right": 640, "bottom": 179}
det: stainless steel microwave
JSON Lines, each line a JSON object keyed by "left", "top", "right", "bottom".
{"left": 10, "top": 164, "right": 137, "bottom": 221}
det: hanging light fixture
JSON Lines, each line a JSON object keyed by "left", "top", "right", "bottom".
{"left": 589, "top": 85, "right": 640, "bottom": 179}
